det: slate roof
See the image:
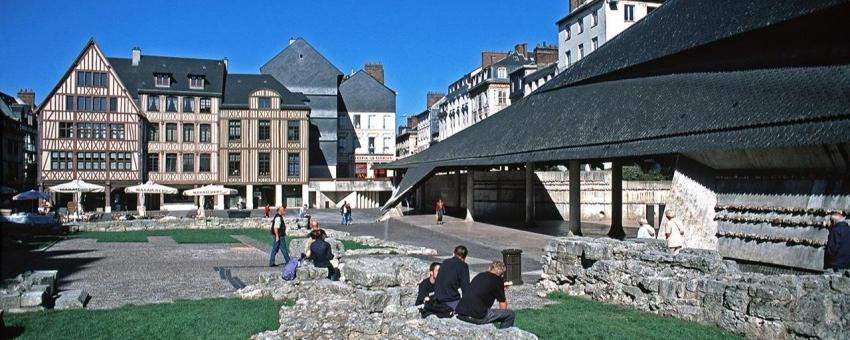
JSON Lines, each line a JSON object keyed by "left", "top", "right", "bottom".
{"left": 260, "top": 38, "right": 343, "bottom": 96}
{"left": 108, "top": 56, "right": 226, "bottom": 98}
{"left": 339, "top": 70, "right": 396, "bottom": 113}
{"left": 524, "top": 63, "right": 557, "bottom": 84}
{"left": 379, "top": 0, "right": 850, "bottom": 209}
{"left": 221, "top": 74, "right": 309, "bottom": 109}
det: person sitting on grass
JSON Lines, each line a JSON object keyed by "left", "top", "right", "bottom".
{"left": 416, "top": 262, "right": 441, "bottom": 305}
{"left": 455, "top": 260, "right": 515, "bottom": 329}
{"left": 305, "top": 229, "right": 338, "bottom": 280}
{"left": 433, "top": 245, "right": 470, "bottom": 310}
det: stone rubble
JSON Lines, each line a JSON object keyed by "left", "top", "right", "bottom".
{"left": 540, "top": 237, "right": 850, "bottom": 340}
{"left": 54, "top": 289, "right": 90, "bottom": 310}
{"left": 0, "top": 270, "right": 59, "bottom": 311}
{"left": 239, "top": 256, "right": 537, "bottom": 340}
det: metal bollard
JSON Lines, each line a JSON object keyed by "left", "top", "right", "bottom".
{"left": 501, "top": 249, "right": 524, "bottom": 285}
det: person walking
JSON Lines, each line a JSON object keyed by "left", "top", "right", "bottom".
{"left": 264, "top": 204, "right": 271, "bottom": 218}
{"left": 827, "top": 211, "right": 850, "bottom": 270}
{"left": 433, "top": 245, "right": 470, "bottom": 310}
{"left": 340, "top": 201, "right": 348, "bottom": 225}
{"left": 660, "top": 210, "right": 686, "bottom": 254}
{"left": 455, "top": 261, "right": 515, "bottom": 329}
{"left": 344, "top": 202, "right": 353, "bottom": 225}
{"left": 269, "top": 207, "right": 290, "bottom": 267}
{"left": 299, "top": 204, "right": 307, "bottom": 220}
{"left": 637, "top": 218, "right": 656, "bottom": 239}
{"left": 436, "top": 198, "right": 446, "bottom": 225}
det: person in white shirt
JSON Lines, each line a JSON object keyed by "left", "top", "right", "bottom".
{"left": 637, "top": 218, "right": 656, "bottom": 239}
{"left": 659, "top": 210, "right": 686, "bottom": 254}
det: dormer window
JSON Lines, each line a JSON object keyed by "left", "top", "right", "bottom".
{"left": 497, "top": 67, "right": 507, "bottom": 79}
{"left": 155, "top": 73, "right": 171, "bottom": 87}
{"left": 189, "top": 75, "right": 205, "bottom": 89}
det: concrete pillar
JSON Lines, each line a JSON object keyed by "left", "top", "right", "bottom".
{"left": 301, "top": 184, "right": 309, "bottom": 208}
{"left": 568, "top": 160, "right": 582, "bottom": 236}
{"left": 160, "top": 193, "right": 165, "bottom": 208}
{"left": 609, "top": 160, "right": 625, "bottom": 239}
{"left": 465, "top": 170, "right": 474, "bottom": 221}
{"left": 455, "top": 171, "right": 462, "bottom": 208}
{"left": 415, "top": 187, "right": 424, "bottom": 213}
{"left": 104, "top": 185, "right": 112, "bottom": 213}
{"left": 315, "top": 189, "right": 322, "bottom": 209}
{"left": 275, "top": 184, "right": 283, "bottom": 208}
{"left": 246, "top": 184, "right": 254, "bottom": 209}
{"left": 525, "top": 161, "right": 535, "bottom": 227}
{"left": 215, "top": 194, "right": 224, "bottom": 210}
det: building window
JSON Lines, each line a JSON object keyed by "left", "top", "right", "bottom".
{"left": 258, "top": 152, "right": 271, "bottom": 177}
{"left": 228, "top": 153, "right": 240, "bottom": 177}
{"left": 287, "top": 120, "right": 300, "bottom": 142}
{"left": 92, "top": 97, "right": 107, "bottom": 112}
{"left": 591, "top": 37, "right": 599, "bottom": 52}
{"left": 76, "top": 152, "right": 106, "bottom": 170}
{"left": 183, "top": 123, "right": 194, "bottom": 143}
{"left": 566, "top": 50, "right": 572, "bottom": 66}
{"left": 66, "top": 96, "right": 73, "bottom": 111}
{"left": 624, "top": 4, "right": 635, "bottom": 21}
{"left": 578, "top": 19, "right": 584, "bottom": 34}
{"left": 76, "top": 71, "right": 107, "bottom": 87}
{"left": 368, "top": 115, "right": 377, "bottom": 129}
{"left": 110, "top": 152, "right": 131, "bottom": 170}
{"left": 165, "top": 123, "right": 177, "bottom": 142}
{"left": 76, "top": 96, "right": 91, "bottom": 111}
{"left": 165, "top": 96, "right": 178, "bottom": 112}
{"left": 591, "top": 11, "right": 598, "bottom": 27}
{"left": 498, "top": 91, "right": 507, "bottom": 105}
{"left": 368, "top": 137, "right": 376, "bottom": 154}
{"left": 578, "top": 44, "right": 585, "bottom": 59}
{"left": 154, "top": 73, "right": 171, "bottom": 87}
{"left": 287, "top": 153, "right": 300, "bottom": 177}
{"left": 353, "top": 115, "right": 361, "bottom": 129}
{"left": 258, "top": 97, "right": 271, "bottom": 109}
{"left": 497, "top": 67, "right": 507, "bottom": 78}
{"left": 384, "top": 115, "right": 392, "bottom": 129}
{"left": 258, "top": 120, "right": 271, "bottom": 142}
{"left": 182, "top": 154, "right": 194, "bottom": 172}
{"left": 147, "top": 153, "right": 159, "bottom": 172}
{"left": 198, "top": 153, "right": 211, "bottom": 172}
{"left": 565, "top": 27, "right": 571, "bottom": 41}
{"left": 76, "top": 123, "right": 107, "bottom": 140}
{"left": 147, "top": 95, "right": 159, "bottom": 111}
{"left": 165, "top": 153, "right": 177, "bottom": 172}
{"left": 199, "top": 124, "right": 211, "bottom": 143}
{"left": 189, "top": 75, "right": 205, "bottom": 89}
{"left": 50, "top": 151, "right": 73, "bottom": 170}
{"left": 109, "top": 97, "right": 118, "bottom": 112}
{"left": 200, "top": 97, "right": 211, "bottom": 113}
{"left": 183, "top": 97, "right": 195, "bottom": 113}
{"left": 110, "top": 124, "right": 125, "bottom": 140}
{"left": 59, "top": 122, "right": 74, "bottom": 138}
{"left": 148, "top": 123, "right": 159, "bottom": 142}
{"left": 228, "top": 120, "right": 241, "bottom": 141}
{"left": 647, "top": 6, "right": 657, "bottom": 14}
{"left": 383, "top": 137, "right": 391, "bottom": 153}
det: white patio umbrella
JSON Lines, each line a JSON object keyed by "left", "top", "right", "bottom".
{"left": 183, "top": 185, "right": 238, "bottom": 218}
{"left": 48, "top": 179, "right": 105, "bottom": 215}
{"left": 125, "top": 181, "right": 178, "bottom": 217}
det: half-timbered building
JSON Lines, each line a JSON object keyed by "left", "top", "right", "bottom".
{"left": 37, "top": 39, "right": 143, "bottom": 212}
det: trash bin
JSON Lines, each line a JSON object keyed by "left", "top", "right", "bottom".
{"left": 501, "top": 249, "right": 523, "bottom": 285}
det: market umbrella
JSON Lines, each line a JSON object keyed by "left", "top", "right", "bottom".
{"left": 125, "top": 181, "right": 178, "bottom": 217}
{"left": 13, "top": 190, "right": 49, "bottom": 213}
{"left": 48, "top": 179, "right": 105, "bottom": 215}
{"left": 184, "top": 185, "right": 238, "bottom": 219}
{"left": 0, "top": 186, "right": 17, "bottom": 194}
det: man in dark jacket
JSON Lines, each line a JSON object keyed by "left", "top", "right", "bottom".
{"left": 268, "top": 207, "right": 289, "bottom": 267}
{"left": 455, "top": 260, "right": 515, "bottom": 329}
{"left": 416, "top": 262, "right": 441, "bottom": 305}
{"left": 828, "top": 211, "right": 850, "bottom": 270}
{"left": 307, "top": 229, "right": 337, "bottom": 280}
{"left": 433, "top": 245, "right": 470, "bottom": 310}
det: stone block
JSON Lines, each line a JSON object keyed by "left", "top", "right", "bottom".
{"left": 562, "top": 240, "right": 584, "bottom": 256}
{"left": 289, "top": 238, "right": 345, "bottom": 259}
{"left": 354, "top": 289, "right": 391, "bottom": 313}
{"left": 583, "top": 243, "right": 611, "bottom": 261}
{"left": 723, "top": 286, "right": 750, "bottom": 312}
{"left": 342, "top": 257, "right": 429, "bottom": 288}
{"left": 831, "top": 276, "right": 850, "bottom": 294}
{"left": 658, "top": 279, "right": 677, "bottom": 299}
{"left": 54, "top": 289, "right": 89, "bottom": 310}
{"left": 296, "top": 264, "right": 329, "bottom": 281}
{"left": 21, "top": 285, "right": 48, "bottom": 308}
{"left": 0, "top": 293, "right": 19, "bottom": 309}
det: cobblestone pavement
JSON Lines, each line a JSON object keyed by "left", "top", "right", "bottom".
{"left": 36, "top": 237, "right": 272, "bottom": 309}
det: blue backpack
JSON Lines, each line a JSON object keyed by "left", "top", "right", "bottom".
{"left": 281, "top": 258, "right": 299, "bottom": 281}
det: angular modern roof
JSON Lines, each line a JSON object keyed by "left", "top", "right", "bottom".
{"left": 221, "top": 74, "right": 309, "bottom": 109}
{"left": 109, "top": 55, "right": 226, "bottom": 98}
{"left": 260, "top": 38, "right": 343, "bottom": 96}
{"left": 379, "top": 0, "right": 850, "bottom": 210}
{"left": 339, "top": 70, "right": 396, "bottom": 113}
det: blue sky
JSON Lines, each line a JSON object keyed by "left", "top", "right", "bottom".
{"left": 0, "top": 0, "right": 567, "bottom": 125}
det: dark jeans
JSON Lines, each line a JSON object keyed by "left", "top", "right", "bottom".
{"left": 460, "top": 309, "right": 515, "bottom": 329}
{"left": 269, "top": 238, "right": 290, "bottom": 266}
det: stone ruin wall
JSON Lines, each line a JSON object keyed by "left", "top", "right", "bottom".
{"left": 540, "top": 237, "right": 850, "bottom": 339}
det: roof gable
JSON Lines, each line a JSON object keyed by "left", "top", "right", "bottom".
{"left": 260, "top": 38, "right": 343, "bottom": 95}
{"left": 339, "top": 70, "right": 396, "bottom": 113}
{"left": 222, "top": 73, "right": 309, "bottom": 108}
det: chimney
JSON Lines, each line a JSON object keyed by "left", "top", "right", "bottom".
{"left": 426, "top": 92, "right": 444, "bottom": 108}
{"left": 17, "top": 89, "right": 35, "bottom": 108}
{"left": 131, "top": 47, "right": 141, "bottom": 66}
{"left": 364, "top": 63, "right": 384, "bottom": 84}
{"left": 481, "top": 51, "right": 508, "bottom": 68}
{"left": 514, "top": 43, "right": 528, "bottom": 59}
{"left": 570, "top": 0, "right": 585, "bottom": 13}
{"left": 533, "top": 43, "right": 560, "bottom": 66}
{"left": 223, "top": 57, "right": 229, "bottom": 69}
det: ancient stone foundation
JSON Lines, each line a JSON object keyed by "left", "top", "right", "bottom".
{"left": 540, "top": 237, "right": 850, "bottom": 339}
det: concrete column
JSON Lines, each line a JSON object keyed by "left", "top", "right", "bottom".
{"left": 104, "top": 185, "right": 112, "bottom": 213}
{"left": 275, "top": 184, "right": 283, "bottom": 208}
{"left": 160, "top": 193, "right": 165, "bottom": 208}
{"left": 301, "top": 184, "right": 309, "bottom": 208}
{"left": 315, "top": 189, "right": 322, "bottom": 209}
{"left": 455, "top": 171, "right": 462, "bottom": 208}
{"left": 568, "top": 160, "right": 582, "bottom": 236}
{"left": 415, "top": 187, "right": 424, "bottom": 213}
{"left": 525, "top": 161, "right": 535, "bottom": 227}
{"left": 609, "top": 160, "right": 625, "bottom": 239}
{"left": 465, "top": 170, "right": 475, "bottom": 221}
{"left": 246, "top": 184, "right": 254, "bottom": 209}
{"left": 215, "top": 194, "right": 225, "bottom": 210}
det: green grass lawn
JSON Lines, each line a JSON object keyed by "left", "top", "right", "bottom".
{"left": 339, "top": 239, "right": 384, "bottom": 250}
{"left": 516, "top": 293, "right": 740, "bottom": 340}
{"left": 2, "top": 297, "right": 289, "bottom": 340}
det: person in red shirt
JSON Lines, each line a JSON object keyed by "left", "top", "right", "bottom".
{"left": 436, "top": 199, "right": 445, "bottom": 225}
{"left": 263, "top": 204, "right": 271, "bottom": 218}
